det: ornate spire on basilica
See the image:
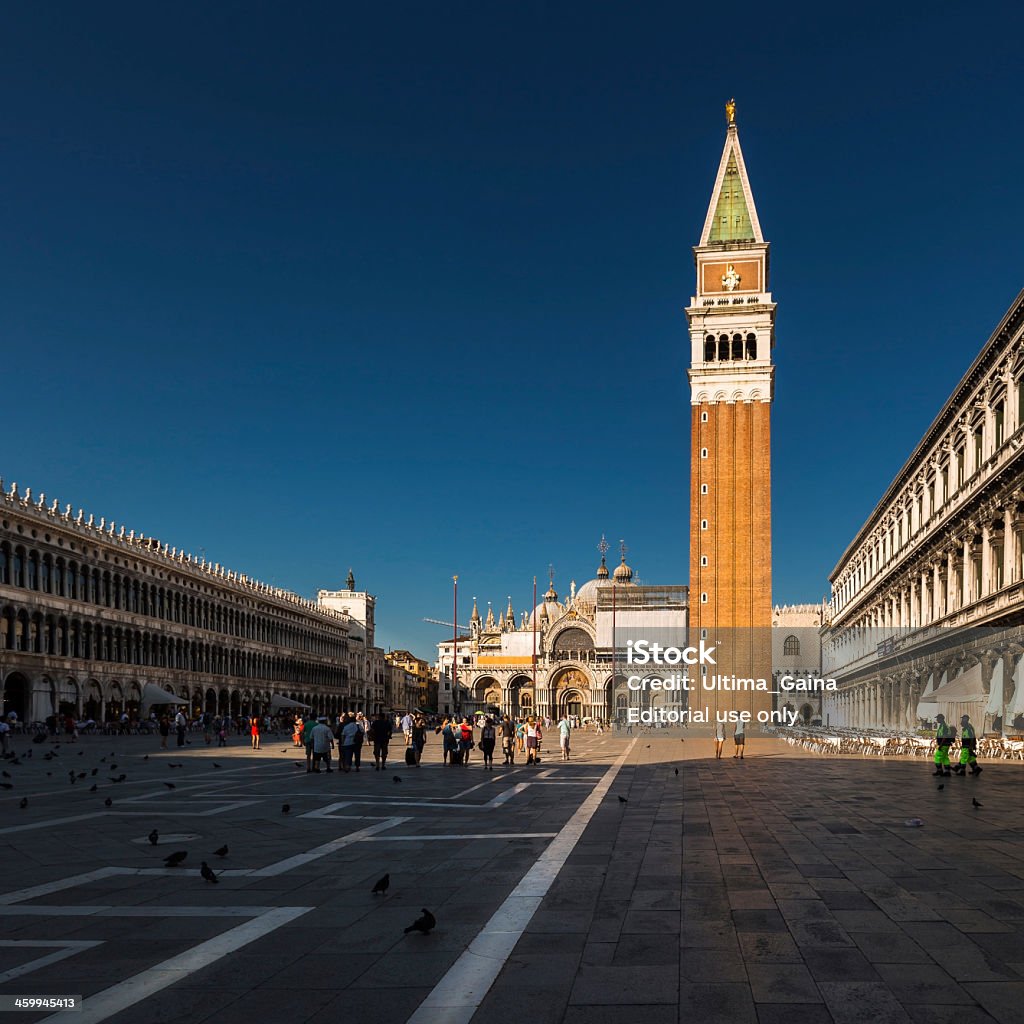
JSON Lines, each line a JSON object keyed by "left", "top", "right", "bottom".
{"left": 597, "top": 534, "right": 610, "bottom": 579}
{"left": 544, "top": 564, "right": 558, "bottom": 602}
{"left": 613, "top": 539, "right": 633, "bottom": 583}
{"left": 485, "top": 602, "right": 496, "bottom": 630}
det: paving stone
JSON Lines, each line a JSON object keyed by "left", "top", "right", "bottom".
{"left": 677, "top": 983, "right": 757, "bottom": 1024}
{"left": 745, "top": 963, "right": 823, "bottom": 1003}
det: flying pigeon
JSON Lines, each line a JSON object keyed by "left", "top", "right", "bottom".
{"left": 972, "top": 798, "right": 982, "bottom": 808}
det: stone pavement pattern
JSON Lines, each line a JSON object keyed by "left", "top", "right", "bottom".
{"left": 0, "top": 731, "right": 1021, "bottom": 1023}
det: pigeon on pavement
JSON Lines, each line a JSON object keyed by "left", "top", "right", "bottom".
{"left": 371, "top": 873, "right": 390, "bottom": 895}
{"left": 148, "top": 829, "right": 159, "bottom": 846}
{"left": 404, "top": 908, "right": 436, "bottom": 934}
{"left": 200, "top": 861, "right": 219, "bottom": 884}
{"left": 164, "top": 850, "right": 188, "bottom": 867}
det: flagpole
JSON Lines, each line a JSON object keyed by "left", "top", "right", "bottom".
{"left": 452, "top": 575, "right": 458, "bottom": 718}
{"left": 532, "top": 575, "right": 537, "bottom": 708}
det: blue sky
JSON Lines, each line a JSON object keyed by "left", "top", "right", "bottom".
{"left": 3, "top": 2, "right": 1022, "bottom": 659}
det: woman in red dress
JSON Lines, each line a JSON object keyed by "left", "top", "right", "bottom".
{"left": 250, "top": 715, "right": 261, "bottom": 750}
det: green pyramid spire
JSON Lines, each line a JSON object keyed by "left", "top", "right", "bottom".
{"left": 708, "top": 150, "right": 754, "bottom": 243}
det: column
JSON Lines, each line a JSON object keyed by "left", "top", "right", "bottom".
{"left": 981, "top": 523, "right": 992, "bottom": 597}
{"left": 1004, "top": 507, "right": 1016, "bottom": 587}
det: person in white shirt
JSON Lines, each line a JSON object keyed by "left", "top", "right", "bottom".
{"left": 400, "top": 712, "right": 414, "bottom": 746}
{"left": 174, "top": 709, "right": 187, "bottom": 747}
{"left": 338, "top": 715, "right": 361, "bottom": 773}
{"left": 309, "top": 717, "right": 335, "bottom": 773}
{"left": 557, "top": 716, "right": 571, "bottom": 761}
{"left": 714, "top": 721, "right": 725, "bottom": 760}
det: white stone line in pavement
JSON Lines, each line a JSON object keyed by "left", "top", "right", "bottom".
{"left": 0, "top": 760, "right": 289, "bottom": 806}
{"left": 536, "top": 769, "right": 557, "bottom": 778}
{"left": 0, "top": 819, "right": 408, "bottom": 898}
{"left": 299, "top": 783, "right": 530, "bottom": 818}
{"left": 0, "top": 940, "right": 102, "bottom": 983}
{"left": 0, "top": 799, "right": 261, "bottom": 835}
{"left": 37, "top": 906, "right": 311, "bottom": 1024}
{"left": 0, "top": 906, "right": 288, "bottom": 918}
{"left": 407, "top": 739, "right": 636, "bottom": 1024}
{"left": 0, "top": 867, "right": 125, "bottom": 906}
{"left": 362, "top": 833, "right": 558, "bottom": 841}
{"left": 250, "top": 817, "right": 409, "bottom": 876}
{"left": 0, "top": 812, "right": 108, "bottom": 835}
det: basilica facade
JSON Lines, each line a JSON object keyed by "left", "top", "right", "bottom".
{"left": 437, "top": 547, "right": 687, "bottom": 723}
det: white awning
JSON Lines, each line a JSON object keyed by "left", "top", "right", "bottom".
{"left": 140, "top": 684, "right": 188, "bottom": 709}
{"left": 932, "top": 662, "right": 984, "bottom": 703}
{"left": 270, "top": 694, "right": 312, "bottom": 711}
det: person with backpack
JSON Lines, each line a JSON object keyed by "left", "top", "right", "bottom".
{"left": 480, "top": 718, "right": 497, "bottom": 769}
{"left": 369, "top": 712, "right": 393, "bottom": 770}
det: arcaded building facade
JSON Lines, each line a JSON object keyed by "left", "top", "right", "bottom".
{"left": 0, "top": 482, "right": 355, "bottom": 724}
{"left": 822, "top": 289, "right": 1024, "bottom": 733}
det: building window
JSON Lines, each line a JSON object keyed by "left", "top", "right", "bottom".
{"left": 700, "top": 448, "right": 708, "bottom": 459}
{"left": 700, "top": 629, "right": 707, "bottom": 639}
{"left": 973, "top": 426, "right": 983, "bottom": 471}
{"left": 700, "top": 592, "right": 708, "bottom": 603}
{"left": 701, "top": 520, "right": 708, "bottom": 530}
{"left": 700, "top": 555, "right": 708, "bottom": 566}
{"left": 701, "top": 484, "right": 708, "bottom": 494}
{"left": 995, "top": 402, "right": 1005, "bottom": 448}
{"left": 784, "top": 635, "right": 800, "bottom": 656}
{"left": 956, "top": 447, "right": 965, "bottom": 488}
{"left": 701, "top": 411, "right": 708, "bottom": 423}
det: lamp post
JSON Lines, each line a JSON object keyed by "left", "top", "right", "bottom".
{"left": 452, "top": 575, "right": 459, "bottom": 717}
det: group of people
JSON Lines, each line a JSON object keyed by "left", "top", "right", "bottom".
{"left": 434, "top": 714, "right": 573, "bottom": 767}
{"left": 289, "top": 711, "right": 402, "bottom": 773}
{"left": 932, "top": 713, "right": 983, "bottom": 776}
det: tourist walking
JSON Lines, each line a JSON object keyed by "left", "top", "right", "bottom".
{"left": 411, "top": 716, "right": 427, "bottom": 764}
{"left": 338, "top": 714, "right": 360, "bottom": 773}
{"left": 370, "top": 711, "right": 392, "bottom": 770}
{"left": 714, "top": 720, "right": 725, "bottom": 759}
{"left": 441, "top": 718, "right": 456, "bottom": 765}
{"left": 401, "top": 711, "right": 414, "bottom": 746}
{"left": 558, "top": 715, "right": 571, "bottom": 761}
{"left": 525, "top": 716, "right": 542, "bottom": 765}
{"left": 458, "top": 718, "right": 474, "bottom": 765}
{"left": 352, "top": 712, "right": 366, "bottom": 771}
{"left": 309, "top": 716, "right": 334, "bottom": 772}
{"left": 501, "top": 717, "right": 516, "bottom": 765}
{"left": 480, "top": 718, "right": 496, "bottom": 769}
{"left": 250, "top": 715, "right": 261, "bottom": 751}
{"left": 732, "top": 719, "right": 745, "bottom": 759}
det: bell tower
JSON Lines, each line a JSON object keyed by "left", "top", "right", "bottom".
{"left": 687, "top": 100, "right": 774, "bottom": 722}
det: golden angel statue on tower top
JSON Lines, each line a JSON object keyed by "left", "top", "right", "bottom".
{"left": 725, "top": 98, "right": 736, "bottom": 124}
